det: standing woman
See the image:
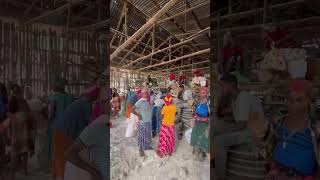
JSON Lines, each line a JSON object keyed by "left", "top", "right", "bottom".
{"left": 268, "top": 79, "right": 319, "bottom": 180}
{"left": 132, "top": 90, "right": 153, "bottom": 157}
{"left": 156, "top": 94, "right": 176, "bottom": 158}
{"left": 46, "top": 77, "right": 74, "bottom": 166}
{"left": 190, "top": 86, "right": 210, "bottom": 161}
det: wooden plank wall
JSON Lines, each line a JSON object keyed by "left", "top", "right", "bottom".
{"left": 0, "top": 19, "right": 105, "bottom": 97}
{"left": 110, "top": 68, "right": 146, "bottom": 93}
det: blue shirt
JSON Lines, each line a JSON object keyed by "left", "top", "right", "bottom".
{"left": 135, "top": 99, "right": 152, "bottom": 123}
{"left": 274, "top": 126, "right": 317, "bottom": 175}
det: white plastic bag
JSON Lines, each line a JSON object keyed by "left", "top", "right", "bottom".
{"left": 125, "top": 113, "right": 137, "bottom": 137}
{"left": 185, "top": 128, "right": 192, "bottom": 144}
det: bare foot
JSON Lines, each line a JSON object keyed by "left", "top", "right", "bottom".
{"left": 139, "top": 149, "right": 145, "bottom": 157}
{"left": 156, "top": 150, "right": 163, "bottom": 158}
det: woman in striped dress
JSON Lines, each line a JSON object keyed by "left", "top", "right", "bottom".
{"left": 131, "top": 90, "right": 152, "bottom": 157}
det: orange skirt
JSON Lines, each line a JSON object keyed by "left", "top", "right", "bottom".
{"left": 52, "top": 129, "right": 73, "bottom": 180}
{"left": 125, "top": 103, "right": 133, "bottom": 119}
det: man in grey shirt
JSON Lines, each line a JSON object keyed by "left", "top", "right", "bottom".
{"left": 214, "top": 74, "right": 267, "bottom": 180}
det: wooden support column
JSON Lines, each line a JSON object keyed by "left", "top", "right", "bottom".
{"left": 110, "top": 0, "right": 180, "bottom": 60}
{"left": 116, "top": 27, "right": 153, "bottom": 67}
{"left": 110, "top": 7, "right": 125, "bottom": 45}
{"left": 217, "top": 12, "right": 221, "bottom": 69}
{"left": 229, "top": 0, "right": 232, "bottom": 14}
{"left": 152, "top": 25, "right": 155, "bottom": 53}
{"left": 124, "top": 2, "right": 128, "bottom": 40}
{"left": 263, "top": 0, "right": 268, "bottom": 24}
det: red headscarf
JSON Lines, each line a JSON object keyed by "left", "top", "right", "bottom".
{"left": 82, "top": 84, "right": 100, "bottom": 98}
{"left": 287, "top": 79, "right": 312, "bottom": 98}
{"left": 164, "top": 94, "right": 173, "bottom": 106}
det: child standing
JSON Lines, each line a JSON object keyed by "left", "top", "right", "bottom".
{"left": 132, "top": 90, "right": 152, "bottom": 157}
{"left": 156, "top": 94, "right": 176, "bottom": 158}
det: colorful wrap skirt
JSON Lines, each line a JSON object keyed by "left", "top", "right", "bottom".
{"left": 191, "top": 121, "right": 209, "bottom": 152}
{"left": 157, "top": 125, "right": 175, "bottom": 156}
{"left": 137, "top": 122, "right": 152, "bottom": 150}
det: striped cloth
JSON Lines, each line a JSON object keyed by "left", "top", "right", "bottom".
{"left": 157, "top": 125, "right": 175, "bottom": 156}
{"left": 137, "top": 122, "right": 152, "bottom": 150}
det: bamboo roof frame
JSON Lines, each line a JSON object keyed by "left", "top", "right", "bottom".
{"left": 110, "top": 0, "right": 210, "bottom": 74}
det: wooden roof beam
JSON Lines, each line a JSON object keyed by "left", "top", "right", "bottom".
{"left": 122, "top": 27, "right": 209, "bottom": 69}
{"left": 137, "top": 48, "right": 210, "bottom": 71}
{"left": 212, "top": 0, "right": 305, "bottom": 22}
{"left": 110, "top": 0, "right": 180, "bottom": 60}
{"left": 22, "top": 0, "right": 85, "bottom": 26}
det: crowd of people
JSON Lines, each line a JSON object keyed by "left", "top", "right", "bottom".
{"left": 114, "top": 71, "right": 210, "bottom": 162}
{"left": 0, "top": 76, "right": 108, "bottom": 180}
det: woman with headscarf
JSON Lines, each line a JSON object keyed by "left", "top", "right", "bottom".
{"left": 51, "top": 83, "right": 100, "bottom": 180}
{"left": 131, "top": 90, "right": 153, "bottom": 157}
{"left": 46, "top": 77, "right": 74, "bottom": 166}
{"left": 156, "top": 94, "right": 176, "bottom": 158}
{"left": 267, "top": 79, "right": 319, "bottom": 180}
{"left": 190, "top": 86, "right": 210, "bottom": 161}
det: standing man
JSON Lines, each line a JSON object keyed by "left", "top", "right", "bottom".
{"left": 214, "top": 74, "right": 268, "bottom": 180}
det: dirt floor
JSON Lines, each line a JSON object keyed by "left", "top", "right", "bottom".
{"left": 111, "top": 116, "right": 210, "bottom": 180}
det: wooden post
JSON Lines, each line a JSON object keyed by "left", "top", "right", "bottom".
{"left": 263, "top": 0, "right": 268, "bottom": 24}
{"left": 217, "top": 12, "right": 221, "bottom": 70}
{"left": 110, "top": 0, "right": 180, "bottom": 60}
{"left": 124, "top": 2, "right": 128, "bottom": 40}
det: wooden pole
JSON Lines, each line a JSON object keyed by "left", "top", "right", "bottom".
{"left": 137, "top": 48, "right": 210, "bottom": 71}
{"left": 152, "top": 60, "right": 209, "bottom": 73}
{"left": 229, "top": 0, "right": 232, "bottom": 14}
{"left": 217, "top": 12, "right": 221, "bottom": 69}
{"left": 158, "top": 1, "right": 209, "bottom": 24}
{"left": 213, "top": 0, "right": 304, "bottom": 22}
{"left": 212, "top": 16, "right": 320, "bottom": 33}
{"left": 122, "top": 27, "right": 209, "bottom": 68}
{"left": 124, "top": 2, "right": 128, "bottom": 40}
{"left": 110, "top": 0, "right": 180, "bottom": 60}
{"left": 22, "top": 0, "right": 85, "bottom": 26}
{"left": 263, "top": 0, "right": 268, "bottom": 24}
